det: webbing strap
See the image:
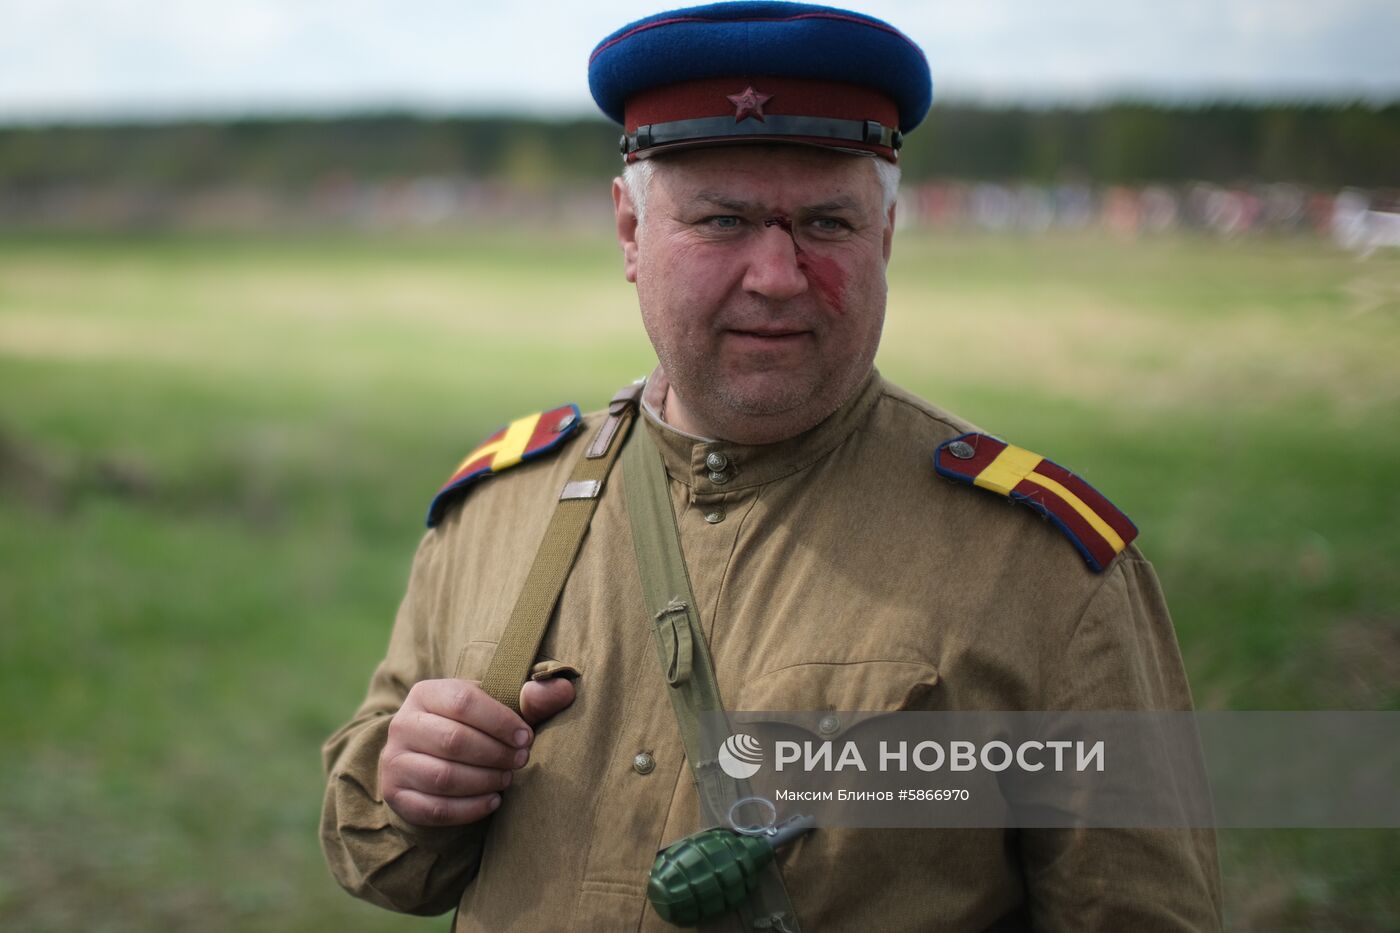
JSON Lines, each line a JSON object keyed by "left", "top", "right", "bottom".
{"left": 622, "top": 423, "right": 804, "bottom": 933}
{"left": 474, "top": 384, "right": 641, "bottom": 710}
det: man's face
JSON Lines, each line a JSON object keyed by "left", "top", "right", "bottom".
{"left": 613, "top": 145, "right": 895, "bottom": 444}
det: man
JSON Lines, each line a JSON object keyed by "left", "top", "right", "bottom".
{"left": 321, "top": 3, "right": 1222, "bottom": 930}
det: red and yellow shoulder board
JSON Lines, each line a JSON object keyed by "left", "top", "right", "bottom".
{"left": 426, "top": 404, "right": 582, "bottom": 528}
{"left": 934, "top": 432, "right": 1137, "bottom": 572}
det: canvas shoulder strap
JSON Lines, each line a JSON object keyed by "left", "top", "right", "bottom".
{"left": 621, "top": 420, "right": 803, "bottom": 933}
{"left": 474, "top": 382, "right": 642, "bottom": 710}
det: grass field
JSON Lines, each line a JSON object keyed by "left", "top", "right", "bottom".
{"left": 1, "top": 228, "right": 1397, "bottom": 931}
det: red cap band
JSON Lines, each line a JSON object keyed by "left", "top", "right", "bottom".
{"left": 623, "top": 75, "right": 901, "bottom": 161}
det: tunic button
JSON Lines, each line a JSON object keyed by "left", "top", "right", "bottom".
{"left": 818, "top": 714, "right": 840, "bottom": 736}
{"left": 632, "top": 752, "right": 656, "bottom": 775}
{"left": 705, "top": 451, "right": 729, "bottom": 472}
{"left": 704, "top": 509, "right": 725, "bottom": 524}
{"left": 554, "top": 412, "right": 577, "bottom": 433}
{"left": 948, "top": 440, "right": 976, "bottom": 460}
{"left": 708, "top": 470, "right": 731, "bottom": 485}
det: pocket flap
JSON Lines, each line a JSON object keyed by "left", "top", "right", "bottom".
{"left": 737, "top": 660, "right": 941, "bottom": 715}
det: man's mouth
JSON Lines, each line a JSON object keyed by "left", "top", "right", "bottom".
{"left": 726, "top": 327, "right": 809, "bottom": 339}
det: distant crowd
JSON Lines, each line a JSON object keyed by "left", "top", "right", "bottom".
{"left": 903, "top": 182, "right": 1399, "bottom": 247}
{"left": 3, "top": 175, "right": 1397, "bottom": 252}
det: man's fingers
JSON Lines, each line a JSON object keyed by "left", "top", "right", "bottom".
{"left": 385, "top": 787, "right": 502, "bottom": 828}
{"left": 398, "top": 710, "right": 529, "bottom": 769}
{"left": 519, "top": 677, "right": 577, "bottom": 727}
{"left": 388, "top": 750, "right": 516, "bottom": 797}
{"left": 413, "top": 679, "right": 533, "bottom": 748}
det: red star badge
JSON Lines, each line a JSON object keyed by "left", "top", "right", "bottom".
{"left": 726, "top": 86, "right": 772, "bottom": 123}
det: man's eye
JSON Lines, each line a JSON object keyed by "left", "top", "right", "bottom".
{"left": 810, "top": 217, "right": 852, "bottom": 234}
{"left": 703, "top": 215, "right": 742, "bottom": 230}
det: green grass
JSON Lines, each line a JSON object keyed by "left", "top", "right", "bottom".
{"left": 1, "top": 229, "right": 1397, "bottom": 931}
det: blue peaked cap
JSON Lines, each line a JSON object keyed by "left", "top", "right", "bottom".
{"left": 588, "top": 2, "right": 933, "bottom": 134}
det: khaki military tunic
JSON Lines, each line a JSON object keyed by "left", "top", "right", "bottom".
{"left": 320, "top": 371, "right": 1222, "bottom": 931}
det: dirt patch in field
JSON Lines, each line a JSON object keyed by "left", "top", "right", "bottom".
{"left": 1322, "top": 616, "right": 1400, "bottom": 708}
{"left": 0, "top": 427, "right": 299, "bottom": 528}
{"left": 0, "top": 430, "right": 160, "bottom": 514}
{"left": 0, "top": 430, "right": 69, "bottom": 511}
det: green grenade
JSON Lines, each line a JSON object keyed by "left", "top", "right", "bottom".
{"left": 647, "top": 814, "right": 814, "bottom": 926}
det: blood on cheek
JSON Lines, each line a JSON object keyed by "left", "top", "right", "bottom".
{"left": 762, "top": 215, "right": 848, "bottom": 314}
{"left": 804, "top": 254, "right": 849, "bottom": 313}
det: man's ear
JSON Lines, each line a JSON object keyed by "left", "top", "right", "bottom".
{"left": 613, "top": 178, "right": 640, "bottom": 284}
{"left": 883, "top": 201, "right": 897, "bottom": 263}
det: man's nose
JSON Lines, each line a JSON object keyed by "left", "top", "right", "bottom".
{"left": 741, "top": 224, "right": 809, "bottom": 301}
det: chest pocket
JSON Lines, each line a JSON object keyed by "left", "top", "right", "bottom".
{"left": 734, "top": 659, "right": 942, "bottom": 739}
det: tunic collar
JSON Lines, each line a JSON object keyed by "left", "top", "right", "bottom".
{"left": 639, "top": 366, "right": 883, "bottom": 492}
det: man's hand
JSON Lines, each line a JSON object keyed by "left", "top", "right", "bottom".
{"left": 379, "top": 677, "right": 576, "bottom": 828}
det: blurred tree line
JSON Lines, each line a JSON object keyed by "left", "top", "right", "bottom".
{"left": 1, "top": 102, "right": 1395, "bottom": 190}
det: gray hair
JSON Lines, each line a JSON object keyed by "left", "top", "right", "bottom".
{"left": 622, "top": 153, "right": 900, "bottom": 226}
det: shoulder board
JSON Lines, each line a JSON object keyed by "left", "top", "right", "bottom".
{"left": 426, "top": 404, "right": 582, "bottom": 528}
{"left": 934, "top": 432, "right": 1137, "bottom": 573}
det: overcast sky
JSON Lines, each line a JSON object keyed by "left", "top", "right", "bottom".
{"left": 3, "top": 0, "right": 1398, "bottom": 122}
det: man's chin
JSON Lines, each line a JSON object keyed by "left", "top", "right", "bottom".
{"left": 662, "top": 363, "right": 842, "bottom": 441}
{"left": 716, "top": 375, "right": 819, "bottom": 419}
{"left": 699, "top": 378, "right": 848, "bottom": 444}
